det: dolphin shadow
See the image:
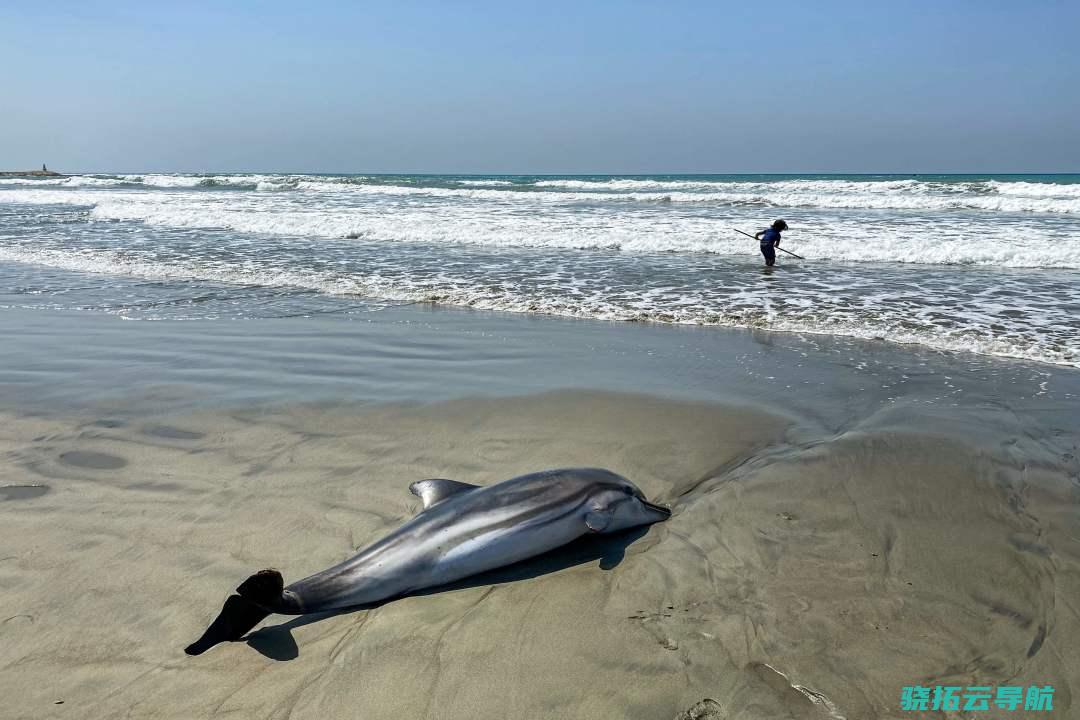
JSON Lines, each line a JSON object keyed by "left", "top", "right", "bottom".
{"left": 241, "top": 525, "right": 650, "bottom": 661}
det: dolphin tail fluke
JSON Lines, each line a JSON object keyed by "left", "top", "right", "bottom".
{"left": 184, "top": 569, "right": 284, "bottom": 656}
{"left": 184, "top": 594, "right": 270, "bottom": 655}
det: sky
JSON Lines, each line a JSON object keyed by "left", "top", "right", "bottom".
{"left": 1, "top": 1, "right": 1077, "bottom": 174}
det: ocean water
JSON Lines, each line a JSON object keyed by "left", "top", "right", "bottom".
{"left": 1, "top": 173, "right": 1078, "bottom": 367}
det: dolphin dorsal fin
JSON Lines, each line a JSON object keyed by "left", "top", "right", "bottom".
{"left": 409, "top": 479, "right": 481, "bottom": 510}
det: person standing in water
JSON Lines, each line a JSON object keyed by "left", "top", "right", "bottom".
{"left": 754, "top": 219, "right": 788, "bottom": 267}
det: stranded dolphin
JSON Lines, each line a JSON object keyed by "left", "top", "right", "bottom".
{"left": 185, "top": 467, "right": 670, "bottom": 655}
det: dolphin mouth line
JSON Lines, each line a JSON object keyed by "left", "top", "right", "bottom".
{"left": 645, "top": 500, "right": 672, "bottom": 518}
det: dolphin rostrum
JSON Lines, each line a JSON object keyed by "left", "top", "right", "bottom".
{"left": 185, "top": 468, "right": 671, "bottom": 655}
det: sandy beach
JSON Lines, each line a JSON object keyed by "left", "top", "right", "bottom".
{"left": 2, "top": 305, "right": 1078, "bottom": 719}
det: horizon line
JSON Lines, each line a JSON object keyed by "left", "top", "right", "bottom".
{"left": 33, "top": 169, "right": 1080, "bottom": 177}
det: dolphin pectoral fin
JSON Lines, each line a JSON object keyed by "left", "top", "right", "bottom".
{"left": 585, "top": 510, "right": 613, "bottom": 532}
{"left": 409, "top": 479, "right": 481, "bottom": 510}
{"left": 184, "top": 594, "right": 271, "bottom": 656}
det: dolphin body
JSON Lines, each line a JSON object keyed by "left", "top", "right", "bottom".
{"left": 185, "top": 468, "right": 670, "bottom": 655}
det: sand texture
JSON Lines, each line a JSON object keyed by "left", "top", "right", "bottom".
{"left": 1, "top": 391, "right": 1078, "bottom": 719}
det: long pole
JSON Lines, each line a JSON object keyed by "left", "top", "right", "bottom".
{"left": 734, "top": 229, "right": 805, "bottom": 259}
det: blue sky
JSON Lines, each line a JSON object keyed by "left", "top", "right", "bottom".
{"left": 2, "top": 1, "right": 1076, "bottom": 173}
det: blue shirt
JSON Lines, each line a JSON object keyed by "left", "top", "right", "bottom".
{"left": 760, "top": 227, "right": 781, "bottom": 247}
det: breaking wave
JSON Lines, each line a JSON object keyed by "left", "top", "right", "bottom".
{"left": 3, "top": 173, "right": 1080, "bottom": 213}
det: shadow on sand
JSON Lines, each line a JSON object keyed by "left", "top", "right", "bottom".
{"left": 238, "top": 526, "right": 650, "bottom": 661}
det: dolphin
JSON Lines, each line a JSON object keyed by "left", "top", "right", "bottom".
{"left": 185, "top": 467, "right": 670, "bottom": 655}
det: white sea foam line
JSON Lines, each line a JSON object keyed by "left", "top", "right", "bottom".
{"left": 7, "top": 173, "right": 1080, "bottom": 197}
{"left": 121, "top": 173, "right": 289, "bottom": 188}
{"left": 2, "top": 186, "right": 1078, "bottom": 268}
{"left": 0, "top": 246, "right": 417, "bottom": 303}
{"left": 987, "top": 180, "right": 1080, "bottom": 198}
{"left": 1, "top": 244, "right": 1076, "bottom": 368}
{"left": 532, "top": 176, "right": 1080, "bottom": 198}
{"left": 456, "top": 179, "right": 515, "bottom": 186}
{"left": 534, "top": 177, "right": 923, "bottom": 193}
{"left": 8, "top": 174, "right": 1080, "bottom": 212}
{"left": 281, "top": 179, "right": 1080, "bottom": 213}
{"left": 98, "top": 206, "right": 1080, "bottom": 268}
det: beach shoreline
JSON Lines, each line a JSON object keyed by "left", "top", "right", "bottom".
{"left": 1, "top": 304, "right": 1078, "bottom": 718}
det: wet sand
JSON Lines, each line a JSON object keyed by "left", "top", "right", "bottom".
{"left": 1, "top": 307, "right": 1079, "bottom": 718}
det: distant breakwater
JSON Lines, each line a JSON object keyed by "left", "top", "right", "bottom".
{"left": 0, "top": 170, "right": 63, "bottom": 177}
